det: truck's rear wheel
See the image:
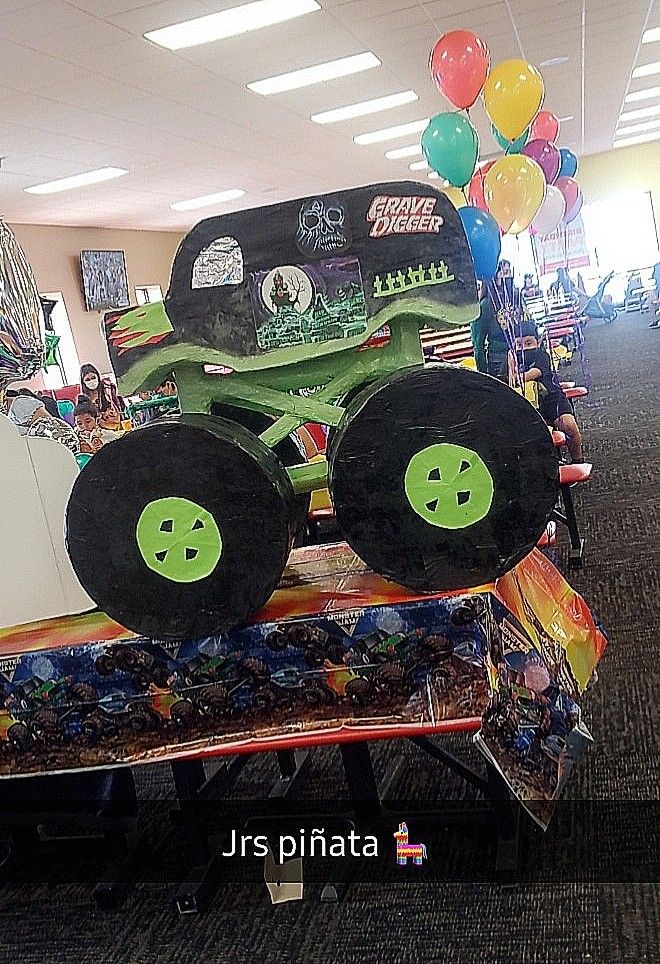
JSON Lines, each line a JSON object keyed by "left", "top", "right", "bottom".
{"left": 66, "top": 415, "right": 296, "bottom": 639}
{"left": 211, "top": 404, "right": 310, "bottom": 543}
{"left": 329, "top": 366, "right": 558, "bottom": 592}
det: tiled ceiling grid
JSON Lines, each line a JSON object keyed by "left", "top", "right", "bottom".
{"left": 0, "top": 0, "right": 654, "bottom": 229}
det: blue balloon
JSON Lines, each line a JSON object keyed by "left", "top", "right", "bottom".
{"left": 458, "top": 206, "right": 501, "bottom": 282}
{"left": 559, "top": 148, "right": 578, "bottom": 179}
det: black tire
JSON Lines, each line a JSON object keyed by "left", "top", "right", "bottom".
{"left": 253, "top": 685, "right": 275, "bottom": 711}
{"left": 151, "top": 665, "right": 171, "bottom": 688}
{"left": 326, "top": 643, "right": 347, "bottom": 664}
{"left": 326, "top": 381, "right": 377, "bottom": 454}
{"left": 329, "top": 366, "right": 558, "bottom": 592}
{"left": 423, "top": 634, "right": 454, "bottom": 660}
{"left": 170, "top": 700, "right": 197, "bottom": 726}
{"left": 451, "top": 601, "right": 485, "bottom": 627}
{"left": 344, "top": 677, "right": 372, "bottom": 706}
{"left": 211, "top": 403, "right": 310, "bottom": 542}
{"left": 31, "top": 709, "right": 59, "bottom": 739}
{"left": 302, "top": 681, "right": 334, "bottom": 705}
{"left": 7, "top": 722, "right": 31, "bottom": 750}
{"left": 265, "top": 630, "right": 288, "bottom": 651}
{"left": 69, "top": 682, "right": 98, "bottom": 705}
{"left": 66, "top": 415, "right": 296, "bottom": 639}
{"left": 114, "top": 648, "right": 139, "bottom": 672}
{"left": 94, "top": 654, "right": 115, "bottom": 676}
{"left": 374, "top": 664, "right": 407, "bottom": 696}
{"left": 127, "top": 704, "right": 157, "bottom": 732}
{"left": 133, "top": 672, "right": 151, "bottom": 693}
{"left": 82, "top": 717, "right": 101, "bottom": 740}
{"left": 242, "top": 659, "right": 270, "bottom": 687}
{"left": 286, "top": 623, "right": 328, "bottom": 649}
{"left": 196, "top": 685, "right": 228, "bottom": 717}
{"left": 303, "top": 648, "right": 326, "bottom": 669}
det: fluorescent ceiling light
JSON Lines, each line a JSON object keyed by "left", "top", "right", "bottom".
{"left": 642, "top": 26, "right": 660, "bottom": 43}
{"left": 354, "top": 118, "right": 429, "bottom": 145}
{"left": 540, "top": 56, "right": 569, "bottom": 67}
{"left": 625, "top": 85, "right": 660, "bottom": 103}
{"left": 170, "top": 189, "right": 245, "bottom": 211}
{"left": 409, "top": 160, "right": 429, "bottom": 171}
{"left": 24, "top": 167, "right": 128, "bottom": 195}
{"left": 145, "top": 0, "right": 320, "bottom": 51}
{"left": 632, "top": 61, "right": 660, "bottom": 79}
{"left": 613, "top": 130, "right": 660, "bottom": 148}
{"left": 619, "top": 102, "right": 660, "bottom": 122}
{"left": 312, "top": 90, "right": 418, "bottom": 125}
{"left": 385, "top": 143, "right": 423, "bottom": 160}
{"left": 615, "top": 117, "right": 660, "bottom": 135}
{"left": 248, "top": 52, "right": 380, "bottom": 95}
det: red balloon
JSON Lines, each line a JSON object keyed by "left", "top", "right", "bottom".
{"left": 556, "top": 176, "right": 581, "bottom": 222}
{"left": 430, "top": 30, "right": 491, "bottom": 110}
{"left": 468, "top": 161, "right": 495, "bottom": 211}
{"left": 531, "top": 110, "right": 560, "bottom": 143}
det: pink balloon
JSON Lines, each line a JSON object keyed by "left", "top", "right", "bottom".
{"left": 531, "top": 110, "right": 560, "bottom": 143}
{"left": 556, "top": 176, "right": 581, "bottom": 221}
{"left": 522, "top": 138, "right": 560, "bottom": 184}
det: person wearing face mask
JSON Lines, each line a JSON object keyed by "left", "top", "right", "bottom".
{"left": 8, "top": 393, "right": 79, "bottom": 455}
{"left": 79, "top": 363, "right": 123, "bottom": 431}
{"left": 514, "top": 321, "right": 583, "bottom": 462}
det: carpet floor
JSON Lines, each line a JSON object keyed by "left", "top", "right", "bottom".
{"left": 0, "top": 312, "right": 658, "bottom": 963}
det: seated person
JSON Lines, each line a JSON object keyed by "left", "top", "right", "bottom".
{"left": 521, "top": 274, "right": 542, "bottom": 299}
{"left": 74, "top": 398, "right": 120, "bottom": 454}
{"left": 79, "top": 363, "right": 123, "bottom": 431}
{"left": 8, "top": 394, "right": 79, "bottom": 455}
{"left": 514, "top": 321, "right": 583, "bottom": 462}
{"left": 625, "top": 271, "right": 642, "bottom": 302}
{"left": 3, "top": 388, "right": 59, "bottom": 419}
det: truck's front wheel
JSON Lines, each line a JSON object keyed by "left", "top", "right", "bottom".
{"left": 66, "top": 415, "right": 296, "bottom": 639}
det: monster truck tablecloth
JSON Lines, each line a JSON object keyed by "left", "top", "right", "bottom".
{"left": 0, "top": 544, "right": 605, "bottom": 825}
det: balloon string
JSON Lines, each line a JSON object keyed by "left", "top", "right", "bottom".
{"left": 488, "top": 278, "right": 523, "bottom": 392}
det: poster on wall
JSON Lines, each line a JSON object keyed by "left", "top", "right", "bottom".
{"left": 533, "top": 215, "right": 591, "bottom": 276}
{"left": 80, "top": 249, "right": 130, "bottom": 312}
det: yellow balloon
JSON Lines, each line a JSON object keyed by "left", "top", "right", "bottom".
{"left": 484, "top": 155, "right": 546, "bottom": 235}
{"left": 483, "top": 59, "right": 545, "bottom": 141}
{"left": 443, "top": 186, "right": 467, "bottom": 209}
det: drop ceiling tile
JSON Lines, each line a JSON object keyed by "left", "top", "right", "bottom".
{"left": 66, "top": 1, "right": 163, "bottom": 14}
{"left": 26, "top": 20, "right": 135, "bottom": 57}
{"left": 109, "top": 0, "right": 226, "bottom": 35}
{"left": 0, "top": 1, "right": 93, "bottom": 44}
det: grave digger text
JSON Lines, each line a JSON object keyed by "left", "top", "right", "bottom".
{"left": 366, "top": 195, "right": 444, "bottom": 238}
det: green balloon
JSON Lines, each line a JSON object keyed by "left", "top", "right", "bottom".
{"left": 421, "top": 112, "right": 479, "bottom": 188}
{"left": 491, "top": 123, "right": 529, "bottom": 154}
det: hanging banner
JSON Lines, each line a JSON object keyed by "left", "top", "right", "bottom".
{"left": 533, "top": 214, "right": 590, "bottom": 275}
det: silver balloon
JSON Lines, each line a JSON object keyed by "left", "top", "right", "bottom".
{"left": 0, "top": 219, "right": 44, "bottom": 399}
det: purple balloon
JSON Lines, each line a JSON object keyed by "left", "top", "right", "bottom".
{"left": 564, "top": 191, "right": 583, "bottom": 225}
{"left": 522, "top": 138, "right": 560, "bottom": 184}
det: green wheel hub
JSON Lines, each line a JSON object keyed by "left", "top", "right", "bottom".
{"left": 404, "top": 443, "right": 494, "bottom": 530}
{"left": 136, "top": 497, "right": 223, "bottom": 584}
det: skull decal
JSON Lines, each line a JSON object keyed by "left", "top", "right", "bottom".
{"left": 296, "top": 198, "right": 350, "bottom": 256}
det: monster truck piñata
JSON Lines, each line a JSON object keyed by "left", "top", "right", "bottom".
{"left": 65, "top": 183, "right": 558, "bottom": 639}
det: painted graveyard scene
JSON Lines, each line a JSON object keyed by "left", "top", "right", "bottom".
{"left": 250, "top": 257, "right": 368, "bottom": 352}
